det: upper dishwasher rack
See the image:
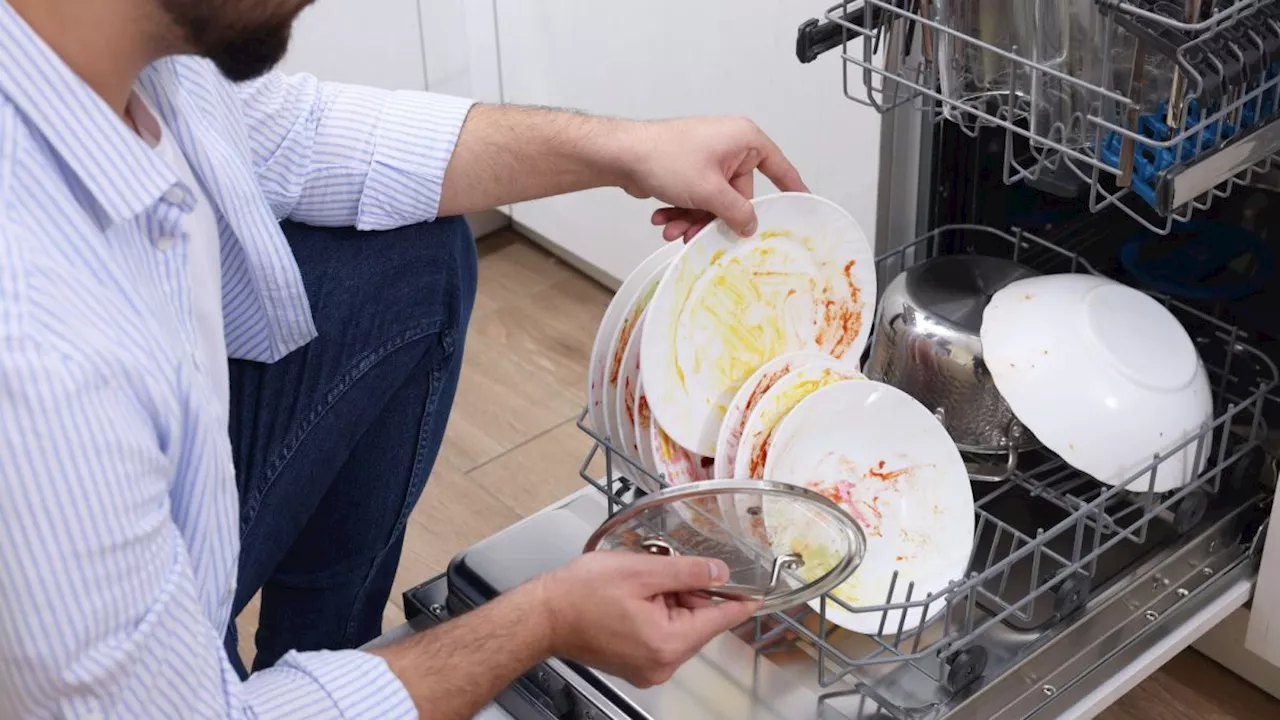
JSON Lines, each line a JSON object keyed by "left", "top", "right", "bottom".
{"left": 798, "top": 0, "right": 1280, "bottom": 235}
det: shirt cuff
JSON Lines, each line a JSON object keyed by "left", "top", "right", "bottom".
{"left": 356, "top": 90, "right": 477, "bottom": 231}
{"left": 244, "top": 649, "right": 416, "bottom": 719}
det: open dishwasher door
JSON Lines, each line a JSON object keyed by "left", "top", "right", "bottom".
{"left": 402, "top": 464, "right": 1272, "bottom": 720}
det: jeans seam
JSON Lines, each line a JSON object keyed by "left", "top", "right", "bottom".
{"left": 238, "top": 318, "right": 444, "bottom": 541}
{"left": 341, "top": 329, "right": 455, "bottom": 643}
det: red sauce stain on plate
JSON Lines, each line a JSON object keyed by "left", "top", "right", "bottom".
{"left": 609, "top": 318, "right": 634, "bottom": 384}
{"left": 865, "top": 459, "right": 912, "bottom": 485}
{"left": 746, "top": 428, "right": 775, "bottom": 479}
{"left": 813, "top": 260, "right": 865, "bottom": 358}
{"left": 805, "top": 478, "right": 888, "bottom": 537}
{"left": 745, "top": 366, "right": 793, "bottom": 412}
{"left": 623, "top": 376, "right": 636, "bottom": 424}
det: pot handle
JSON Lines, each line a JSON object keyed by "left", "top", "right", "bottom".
{"left": 966, "top": 443, "right": 1019, "bottom": 483}
{"left": 932, "top": 410, "right": 1022, "bottom": 483}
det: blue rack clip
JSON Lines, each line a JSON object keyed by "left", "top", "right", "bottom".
{"left": 1096, "top": 64, "right": 1280, "bottom": 211}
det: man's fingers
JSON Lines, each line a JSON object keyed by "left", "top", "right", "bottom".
{"left": 651, "top": 207, "right": 683, "bottom": 225}
{"left": 730, "top": 168, "right": 754, "bottom": 203}
{"left": 632, "top": 555, "right": 732, "bottom": 595}
{"left": 675, "top": 210, "right": 714, "bottom": 243}
{"left": 670, "top": 599, "right": 762, "bottom": 649}
{"left": 753, "top": 135, "right": 809, "bottom": 194}
{"left": 700, "top": 183, "right": 758, "bottom": 238}
{"left": 683, "top": 220, "right": 710, "bottom": 243}
{"left": 662, "top": 219, "right": 693, "bottom": 242}
{"left": 673, "top": 592, "right": 717, "bottom": 610}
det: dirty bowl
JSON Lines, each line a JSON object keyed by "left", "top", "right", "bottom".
{"left": 981, "top": 273, "right": 1213, "bottom": 493}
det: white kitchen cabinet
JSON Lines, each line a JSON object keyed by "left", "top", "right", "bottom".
{"left": 1197, "top": 606, "right": 1280, "bottom": 700}
{"left": 493, "top": 0, "right": 887, "bottom": 285}
{"left": 278, "top": 0, "right": 427, "bottom": 90}
{"left": 419, "top": 0, "right": 503, "bottom": 103}
{"left": 278, "top": 0, "right": 501, "bottom": 101}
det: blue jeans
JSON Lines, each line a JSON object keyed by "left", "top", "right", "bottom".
{"left": 221, "top": 217, "right": 477, "bottom": 678}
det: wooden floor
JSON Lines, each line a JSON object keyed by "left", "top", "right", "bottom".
{"left": 235, "top": 230, "right": 1279, "bottom": 718}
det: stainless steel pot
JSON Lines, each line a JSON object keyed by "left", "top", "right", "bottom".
{"left": 864, "top": 255, "right": 1039, "bottom": 481}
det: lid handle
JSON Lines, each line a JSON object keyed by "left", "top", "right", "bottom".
{"left": 639, "top": 535, "right": 805, "bottom": 594}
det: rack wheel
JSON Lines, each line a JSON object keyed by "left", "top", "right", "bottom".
{"left": 1172, "top": 490, "right": 1209, "bottom": 534}
{"left": 945, "top": 646, "right": 988, "bottom": 692}
{"left": 1052, "top": 575, "right": 1091, "bottom": 619}
{"left": 1223, "top": 445, "right": 1268, "bottom": 503}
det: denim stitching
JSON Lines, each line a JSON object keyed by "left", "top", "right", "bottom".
{"left": 238, "top": 317, "right": 444, "bottom": 539}
{"left": 340, "top": 328, "right": 455, "bottom": 643}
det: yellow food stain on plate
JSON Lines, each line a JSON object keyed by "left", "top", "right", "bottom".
{"left": 678, "top": 240, "right": 815, "bottom": 399}
{"left": 666, "top": 256, "right": 720, "bottom": 391}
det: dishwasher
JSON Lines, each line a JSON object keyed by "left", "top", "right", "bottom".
{"left": 401, "top": 1, "right": 1280, "bottom": 717}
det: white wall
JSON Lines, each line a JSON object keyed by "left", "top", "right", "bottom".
{"left": 494, "top": 0, "right": 884, "bottom": 284}
{"left": 277, "top": 0, "right": 427, "bottom": 90}
{"left": 278, "top": 0, "right": 501, "bottom": 101}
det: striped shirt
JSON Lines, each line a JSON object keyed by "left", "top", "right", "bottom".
{"left": 0, "top": 3, "right": 474, "bottom": 718}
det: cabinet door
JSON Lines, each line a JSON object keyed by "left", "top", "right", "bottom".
{"left": 419, "top": 0, "right": 502, "bottom": 102}
{"left": 278, "top": 0, "right": 427, "bottom": 90}
{"left": 1247, "top": 496, "right": 1280, "bottom": 667}
{"left": 494, "top": 0, "right": 886, "bottom": 283}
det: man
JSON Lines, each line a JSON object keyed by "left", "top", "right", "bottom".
{"left": 0, "top": 0, "right": 809, "bottom": 718}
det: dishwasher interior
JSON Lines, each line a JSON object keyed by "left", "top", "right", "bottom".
{"left": 541, "top": 225, "right": 1280, "bottom": 718}
{"left": 405, "top": 2, "right": 1280, "bottom": 718}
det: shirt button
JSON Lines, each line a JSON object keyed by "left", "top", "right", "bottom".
{"left": 155, "top": 235, "right": 176, "bottom": 251}
{"left": 164, "top": 186, "right": 187, "bottom": 205}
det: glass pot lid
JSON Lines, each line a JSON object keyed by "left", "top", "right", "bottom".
{"left": 582, "top": 480, "right": 866, "bottom": 614}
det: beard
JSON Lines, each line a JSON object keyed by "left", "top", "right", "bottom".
{"left": 157, "top": 0, "right": 311, "bottom": 82}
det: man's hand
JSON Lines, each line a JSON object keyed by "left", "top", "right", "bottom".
{"left": 619, "top": 117, "right": 809, "bottom": 242}
{"left": 439, "top": 106, "right": 808, "bottom": 242}
{"left": 532, "top": 551, "right": 760, "bottom": 688}
{"left": 370, "top": 550, "right": 757, "bottom": 719}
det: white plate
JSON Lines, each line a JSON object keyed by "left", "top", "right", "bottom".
{"left": 764, "top": 381, "right": 975, "bottom": 636}
{"left": 614, "top": 314, "right": 649, "bottom": 481}
{"left": 641, "top": 192, "right": 875, "bottom": 456}
{"left": 586, "top": 242, "right": 684, "bottom": 442}
{"left": 650, "top": 420, "right": 714, "bottom": 487}
{"left": 634, "top": 375, "right": 659, "bottom": 488}
{"left": 649, "top": 420, "right": 741, "bottom": 535}
{"left": 714, "top": 351, "right": 836, "bottom": 479}
{"left": 732, "top": 359, "right": 865, "bottom": 479}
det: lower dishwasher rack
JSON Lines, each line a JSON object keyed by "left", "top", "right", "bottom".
{"left": 575, "top": 224, "right": 1280, "bottom": 718}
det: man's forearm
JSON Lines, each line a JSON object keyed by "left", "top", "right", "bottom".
{"left": 438, "top": 104, "right": 638, "bottom": 217}
{"left": 369, "top": 581, "right": 555, "bottom": 719}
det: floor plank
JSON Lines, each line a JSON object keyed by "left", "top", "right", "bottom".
{"left": 468, "top": 419, "right": 605, "bottom": 519}
{"left": 399, "top": 470, "right": 523, "bottom": 585}
{"left": 1100, "top": 650, "right": 1280, "bottom": 720}
{"left": 438, "top": 254, "right": 608, "bottom": 475}
{"left": 472, "top": 230, "right": 576, "bottom": 317}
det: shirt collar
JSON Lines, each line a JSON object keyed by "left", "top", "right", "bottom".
{"left": 0, "top": 1, "right": 178, "bottom": 227}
